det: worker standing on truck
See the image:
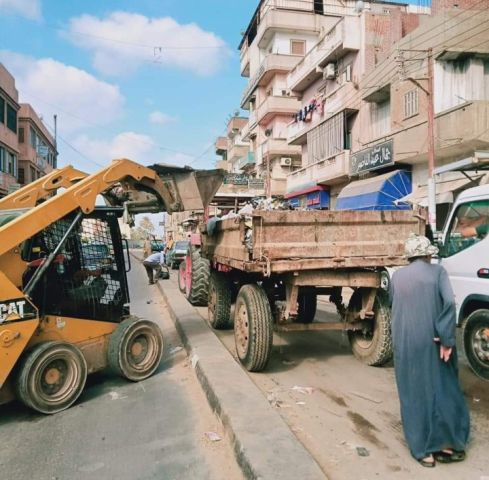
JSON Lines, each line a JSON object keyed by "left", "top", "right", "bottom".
{"left": 389, "top": 233, "right": 470, "bottom": 468}
{"left": 143, "top": 250, "right": 165, "bottom": 285}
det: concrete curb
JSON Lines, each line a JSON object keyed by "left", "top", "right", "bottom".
{"left": 132, "top": 252, "right": 326, "bottom": 480}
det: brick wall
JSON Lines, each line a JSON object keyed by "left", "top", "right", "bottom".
{"left": 432, "top": 0, "right": 486, "bottom": 14}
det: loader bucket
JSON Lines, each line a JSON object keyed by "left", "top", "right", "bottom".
{"left": 150, "top": 164, "right": 225, "bottom": 213}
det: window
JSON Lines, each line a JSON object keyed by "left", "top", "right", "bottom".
{"left": 443, "top": 200, "right": 489, "bottom": 256}
{"left": 290, "top": 40, "right": 306, "bottom": 56}
{"left": 30, "top": 127, "right": 37, "bottom": 148}
{"left": 30, "top": 166, "right": 36, "bottom": 182}
{"left": 6, "top": 152, "right": 17, "bottom": 176}
{"left": 0, "top": 97, "right": 4, "bottom": 124}
{"left": 0, "top": 147, "right": 4, "bottom": 172}
{"left": 404, "top": 89, "right": 419, "bottom": 118}
{"left": 370, "top": 99, "right": 391, "bottom": 138}
{"left": 18, "top": 168, "right": 25, "bottom": 184}
{"left": 6, "top": 104, "right": 17, "bottom": 132}
{"left": 18, "top": 127, "right": 25, "bottom": 143}
{"left": 307, "top": 111, "right": 345, "bottom": 164}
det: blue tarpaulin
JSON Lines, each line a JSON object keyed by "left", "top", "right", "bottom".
{"left": 336, "top": 170, "right": 412, "bottom": 211}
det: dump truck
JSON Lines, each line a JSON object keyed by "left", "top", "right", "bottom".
{"left": 179, "top": 209, "right": 424, "bottom": 371}
{"left": 0, "top": 159, "right": 223, "bottom": 413}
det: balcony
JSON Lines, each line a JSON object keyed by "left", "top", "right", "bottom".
{"left": 240, "top": 39, "right": 250, "bottom": 77}
{"left": 256, "top": 3, "right": 319, "bottom": 49}
{"left": 261, "top": 138, "right": 301, "bottom": 158}
{"left": 256, "top": 95, "right": 301, "bottom": 125}
{"left": 228, "top": 144, "right": 250, "bottom": 163}
{"left": 241, "top": 112, "right": 257, "bottom": 141}
{"left": 227, "top": 117, "right": 248, "bottom": 137}
{"left": 287, "top": 16, "right": 360, "bottom": 92}
{"left": 215, "top": 137, "right": 227, "bottom": 155}
{"left": 238, "top": 152, "right": 256, "bottom": 170}
{"left": 287, "top": 150, "right": 350, "bottom": 193}
{"left": 241, "top": 54, "right": 302, "bottom": 108}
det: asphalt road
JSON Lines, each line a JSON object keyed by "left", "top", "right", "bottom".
{"left": 186, "top": 286, "right": 489, "bottom": 480}
{"left": 0, "top": 265, "right": 242, "bottom": 480}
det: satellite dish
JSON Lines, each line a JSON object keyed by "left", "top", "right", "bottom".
{"left": 355, "top": 0, "right": 364, "bottom": 13}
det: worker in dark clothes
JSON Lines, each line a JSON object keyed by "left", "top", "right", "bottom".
{"left": 143, "top": 251, "right": 164, "bottom": 285}
{"left": 389, "top": 233, "right": 470, "bottom": 468}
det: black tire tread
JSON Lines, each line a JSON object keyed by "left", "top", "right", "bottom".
{"left": 298, "top": 287, "right": 317, "bottom": 324}
{"left": 462, "top": 309, "right": 489, "bottom": 380}
{"left": 208, "top": 271, "right": 232, "bottom": 329}
{"left": 348, "top": 291, "right": 393, "bottom": 367}
{"left": 187, "top": 248, "right": 210, "bottom": 306}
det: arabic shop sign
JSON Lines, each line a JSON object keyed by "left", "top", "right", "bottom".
{"left": 351, "top": 140, "right": 394, "bottom": 175}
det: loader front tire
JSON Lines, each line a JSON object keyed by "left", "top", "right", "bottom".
{"left": 16, "top": 341, "right": 87, "bottom": 414}
{"left": 108, "top": 317, "right": 163, "bottom": 382}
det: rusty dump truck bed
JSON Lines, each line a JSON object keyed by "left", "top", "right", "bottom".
{"left": 202, "top": 210, "right": 424, "bottom": 274}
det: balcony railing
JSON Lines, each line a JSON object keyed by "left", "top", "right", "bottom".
{"left": 287, "top": 16, "right": 360, "bottom": 92}
{"left": 238, "top": 152, "right": 256, "bottom": 170}
{"left": 262, "top": 138, "right": 302, "bottom": 157}
{"left": 287, "top": 150, "right": 350, "bottom": 192}
{"left": 256, "top": 95, "right": 301, "bottom": 125}
{"left": 241, "top": 54, "right": 301, "bottom": 108}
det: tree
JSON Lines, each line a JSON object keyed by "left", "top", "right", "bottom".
{"left": 138, "top": 216, "right": 155, "bottom": 236}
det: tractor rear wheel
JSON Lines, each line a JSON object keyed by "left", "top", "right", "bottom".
{"left": 16, "top": 341, "right": 87, "bottom": 414}
{"left": 185, "top": 247, "right": 210, "bottom": 306}
{"left": 108, "top": 317, "right": 163, "bottom": 381}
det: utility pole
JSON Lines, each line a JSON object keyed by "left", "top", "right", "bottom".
{"left": 53, "top": 114, "right": 58, "bottom": 169}
{"left": 397, "top": 48, "right": 437, "bottom": 231}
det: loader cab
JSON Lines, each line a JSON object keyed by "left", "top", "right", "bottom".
{"left": 22, "top": 207, "right": 131, "bottom": 323}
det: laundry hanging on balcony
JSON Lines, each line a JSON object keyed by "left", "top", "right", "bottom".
{"left": 336, "top": 170, "right": 412, "bottom": 211}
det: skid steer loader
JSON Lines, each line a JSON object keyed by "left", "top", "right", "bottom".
{"left": 0, "top": 159, "right": 223, "bottom": 414}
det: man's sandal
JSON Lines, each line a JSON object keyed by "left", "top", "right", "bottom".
{"left": 434, "top": 450, "right": 466, "bottom": 463}
{"left": 418, "top": 456, "right": 436, "bottom": 468}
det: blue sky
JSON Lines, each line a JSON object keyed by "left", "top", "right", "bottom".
{"left": 0, "top": 0, "right": 258, "bottom": 172}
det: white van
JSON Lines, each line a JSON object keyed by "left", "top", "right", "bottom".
{"left": 437, "top": 183, "right": 489, "bottom": 380}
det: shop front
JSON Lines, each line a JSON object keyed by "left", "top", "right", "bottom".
{"left": 285, "top": 185, "right": 330, "bottom": 210}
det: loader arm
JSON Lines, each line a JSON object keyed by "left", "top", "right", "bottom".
{"left": 0, "top": 166, "right": 87, "bottom": 210}
{"left": 0, "top": 159, "right": 173, "bottom": 258}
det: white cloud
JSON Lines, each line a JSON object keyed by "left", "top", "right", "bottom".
{"left": 149, "top": 111, "right": 176, "bottom": 125}
{"left": 73, "top": 132, "right": 157, "bottom": 165}
{"left": 0, "top": 0, "right": 41, "bottom": 20}
{"left": 64, "top": 12, "right": 231, "bottom": 76}
{"left": 0, "top": 50, "right": 124, "bottom": 133}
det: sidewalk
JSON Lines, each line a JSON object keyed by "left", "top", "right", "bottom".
{"left": 132, "top": 251, "right": 326, "bottom": 480}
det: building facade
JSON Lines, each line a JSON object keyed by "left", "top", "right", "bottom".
{"left": 0, "top": 64, "right": 20, "bottom": 197}
{"left": 18, "top": 104, "right": 56, "bottom": 185}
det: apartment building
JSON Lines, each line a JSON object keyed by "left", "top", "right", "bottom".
{"left": 284, "top": 1, "right": 425, "bottom": 208}
{"left": 282, "top": 0, "right": 489, "bottom": 224}
{"left": 18, "top": 104, "right": 56, "bottom": 185}
{"left": 239, "top": 0, "right": 348, "bottom": 196}
{"left": 0, "top": 64, "right": 20, "bottom": 197}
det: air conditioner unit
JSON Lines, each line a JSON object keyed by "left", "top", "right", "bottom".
{"left": 323, "top": 63, "right": 336, "bottom": 80}
{"left": 280, "top": 157, "right": 292, "bottom": 166}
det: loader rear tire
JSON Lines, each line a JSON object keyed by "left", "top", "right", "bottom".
{"left": 234, "top": 284, "right": 273, "bottom": 372}
{"left": 208, "top": 271, "right": 232, "bottom": 329}
{"left": 347, "top": 291, "right": 392, "bottom": 366}
{"left": 108, "top": 317, "right": 163, "bottom": 381}
{"left": 16, "top": 341, "right": 87, "bottom": 414}
{"left": 185, "top": 247, "right": 210, "bottom": 306}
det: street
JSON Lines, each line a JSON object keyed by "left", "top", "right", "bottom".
{"left": 186, "top": 284, "right": 489, "bottom": 480}
{"left": 0, "top": 265, "right": 242, "bottom": 480}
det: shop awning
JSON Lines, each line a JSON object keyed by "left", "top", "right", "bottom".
{"left": 336, "top": 170, "right": 412, "bottom": 211}
{"left": 397, "top": 173, "right": 482, "bottom": 207}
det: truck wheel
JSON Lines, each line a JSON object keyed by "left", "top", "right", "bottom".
{"left": 463, "top": 309, "right": 489, "bottom": 380}
{"left": 16, "top": 341, "right": 87, "bottom": 414}
{"left": 348, "top": 291, "right": 392, "bottom": 366}
{"left": 234, "top": 284, "right": 273, "bottom": 372}
{"left": 178, "top": 261, "right": 187, "bottom": 294}
{"left": 298, "top": 287, "right": 317, "bottom": 324}
{"left": 108, "top": 317, "right": 163, "bottom": 381}
{"left": 208, "top": 271, "right": 232, "bottom": 329}
{"left": 185, "top": 247, "right": 210, "bottom": 306}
